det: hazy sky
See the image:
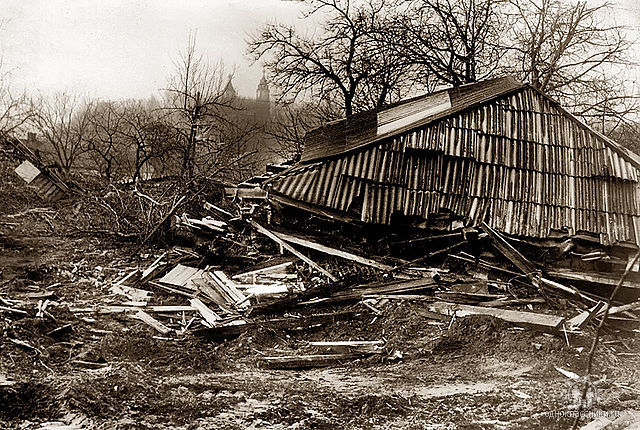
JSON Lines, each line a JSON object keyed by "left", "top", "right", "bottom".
{"left": 1, "top": 0, "right": 304, "bottom": 100}
{"left": 1, "top": 0, "right": 639, "bottom": 101}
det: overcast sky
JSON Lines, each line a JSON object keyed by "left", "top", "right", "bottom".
{"left": 1, "top": 0, "right": 639, "bottom": 101}
{"left": 1, "top": 0, "right": 305, "bottom": 100}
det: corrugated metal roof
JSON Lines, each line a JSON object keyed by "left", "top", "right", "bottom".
{"left": 267, "top": 85, "right": 640, "bottom": 246}
{"left": 301, "top": 76, "right": 525, "bottom": 163}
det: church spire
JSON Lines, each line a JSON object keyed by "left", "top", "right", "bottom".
{"left": 256, "top": 70, "right": 270, "bottom": 102}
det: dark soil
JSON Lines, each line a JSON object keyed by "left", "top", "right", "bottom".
{"left": 1, "top": 152, "right": 639, "bottom": 429}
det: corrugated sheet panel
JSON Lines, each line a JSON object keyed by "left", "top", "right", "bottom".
{"left": 269, "top": 86, "right": 640, "bottom": 245}
{"left": 301, "top": 76, "right": 524, "bottom": 163}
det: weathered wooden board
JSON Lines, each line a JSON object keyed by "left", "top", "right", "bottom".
{"left": 426, "top": 302, "right": 565, "bottom": 330}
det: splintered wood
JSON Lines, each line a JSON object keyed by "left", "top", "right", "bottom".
{"left": 425, "top": 302, "right": 565, "bottom": 331}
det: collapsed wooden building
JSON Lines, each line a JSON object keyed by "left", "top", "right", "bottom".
{"left": 261, "top": 76, "right": 640, "bottom": 251}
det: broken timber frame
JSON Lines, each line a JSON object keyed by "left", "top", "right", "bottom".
{"left": 275, "top": 231, "right": 395, "bottom": 271}
{"left": 480, "top": 222, "right": 596, "bottom": 304}
{"left": 249, "top": 220, "right": 337, "bottom": 282}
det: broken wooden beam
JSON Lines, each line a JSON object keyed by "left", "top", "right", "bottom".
{"left": 567, "top": 302, "right": 606, "bottom": 329}
{"left": 334, "top": 276, "right": 438, "bottom": 301}
{"left": 480, "top": 223, "right": 596, "bottom": 304}
{"left": 480, "top": 222, "right": 539, "bottom": 285}
{"left": 203, "top": 201, "right": 235, "bottom": 219}
{"left": 260, "top": 353, "right": 365, "bottom": 369}
{"left": 479, "top": 297, "right": 546, "bottom": 307}
{"left": 598, "top": 300, "right": 640, "bottom": 317}
{"left": 426, "top": 301, "right": 565, "bottom": 331}
{"left": 189, "top": 298, "right": 220, "bottom": 327}
{"left": 71, "top": 305, "right": 198, "bottom": 313}
{"left": 131, "top": 310, "right": 172, "bottom": 334}
{"left": 0, "top": 305, "right": 28, "bottom": 315}
{"left": 249, "top": 219, "right": 337, "bottom": 282}
{"left": 309, "top": 340, "right": 385, "bottom": 354}
{"left": 393, "top": 240, "right": 466, "bottom": 272}
{"left": 233, "top": 261, "right": 294, "bottom": 281}
{"left": 276, "top": 231, "right": 395, "bottom": 271}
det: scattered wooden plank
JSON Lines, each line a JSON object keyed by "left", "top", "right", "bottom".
{"left": 158, "top": 264, "right": 204, "bottom": 290}
{"left": 540, "top": 277, "right": 598, "bottom": 304}
{"left": 480, "top": 223, "right": 597, "bottom": 304}
{"left": 203, "top": 201, "right": 234, "bottom": 219}
{"left": 479, "top": 298, "right": 546, "bottom": 307}
{"left": 426, "top": 301, "right": 565, "bottom": 331}
{"left": 114, "top": 269, "right": 140, "bottom": 288}
{"left": 260, "top": 353, "right": 363, "bottom": 369}
{"left": 547, "top": 269, "right": 640, "bottom": 291}
{"left": 191, "top": 277, "right": 228, "bottom": 306}
{"left": 25, "top": 291, "right": 55, "bottom": 300}
{"left": 72, "top": 360, "right": 109, "bottom": 369}
{"left": 189, "top": 298, "right": 220, "bottom": 327}
{"left": 334, "top": 277, "right": 438, "bottom": 300}
{"left": 249, "top": 220, "right": 337, "bottom": 282}
{"left": 393, "top": 240, "right": 466, "bottom": 271}
{"left": 147, "top": 281, "right": 196, "bottom": 299}
{"left": 10, "top": 339, "right": 41, "bottom": 354}
{"left": 244, "top": 284, "right": 290, "bottom": 297}
{"left": 202, "top": 272, "right": 247, "bottom": 308}
{"left": 276, "top": 231, "right": 395, "bottom": 271}
{"left": 69, "top": 305, "right": 195, "bottom": 314}
{"left": 0, "top": 305, "right": 28, "bottom": 315}
{"left": 109, "top": 284, "right": 151, "bottom": 302}
{"left": 606, "top": 300, "right": 640, "bottom": 316}
{"left": 140, "top": 252, "right": 168, "bottom": 283}
{"left": 480, "top": 222, "right": 539, "bottom": 286}
{"left": 233, "top": 262, "right": 294, "bottom": 280}
{"left": 362, "top": 294, "right": 435, "bottom": 301}
{"left": 309, "top": 340, "right": 384, "bottom": 347}
{"left": 567, "top": 302, "right": 606, "bottom": 329}
{"left": 309, "top": 340, "right": 385, "bottom": 353}
{"left": 212, "top": 271, "right": 247, "bottom": 302}
{"left": 47, "top": 323, "right": 73, "bottom": 337}
{"left": 89, "top": 305, "right": 198, "bottom": 313}
{"left": 449, "top": 254, "right": 521, "bottom": 277}
{"left": 435, "top": 292, "right": 507, "bottom": 304}
{"left": 130, "top": 310, "right": 172, "bottom": 334}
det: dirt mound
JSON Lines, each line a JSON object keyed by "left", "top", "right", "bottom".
{"left": 435, "top": 314, "right": 512, "bottom": 352}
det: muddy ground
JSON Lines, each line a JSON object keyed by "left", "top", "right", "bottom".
{"left": 1, "top": 165, "right": 639, "bottom": 429}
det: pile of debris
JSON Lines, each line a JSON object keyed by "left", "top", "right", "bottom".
{"left": 23, "top": 193, "right": 632, "bottom": 370}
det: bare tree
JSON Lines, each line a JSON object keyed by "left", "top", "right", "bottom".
{"left": 391, "top": 0, "right": 507, "bottom": 86}
{"left": 265, "top": 101, "right": 328, "bottom": 161}
{"left": 163, "top": 34, "right": 238, "bottom": 178}
{"left": 119, "top": 100, "right": 179, "bottom": 182}
{"left": 248, "top": 0, "right": 416, "bottom": 116}
{"left": 84, "top": 100, "right": 128, "bottom": 182}
{"left": 504, "top": 0, "right": 638, "bottom": 129}
{"left": 32, "top": 92, "right": 94, "bottom": 174}
{"left": 506, "top": 0, "right": 629, "bottom": 92}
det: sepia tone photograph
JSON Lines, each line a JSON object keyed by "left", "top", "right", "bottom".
{"left": 1, "top": 0, "right": 640, "bottom": 428}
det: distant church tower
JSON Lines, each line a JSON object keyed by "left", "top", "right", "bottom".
{"left": 256, "top": 72, "right": 270, "bottom": 102}
{"left": 255, "top": 71, "right": 271, "bottom": 122}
